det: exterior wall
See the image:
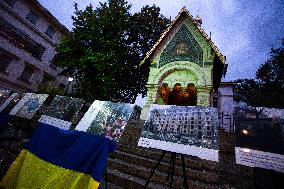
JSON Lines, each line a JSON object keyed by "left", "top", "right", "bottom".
{"left": 218, "top": 84, "right": 235, "bottom": 131}
{"left": 0, "top": 0, "right": 69, "bottom": 92}
{"left": 141, "top": 15, "right": 216, "bottom": 120}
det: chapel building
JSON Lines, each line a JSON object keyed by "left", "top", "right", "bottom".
{"left": 140, "top": 7, "right": 227, "bottom": 120}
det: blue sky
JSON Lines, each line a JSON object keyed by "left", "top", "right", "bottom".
{"left": 38, "top": 0, "right": 284, "bottom": 82}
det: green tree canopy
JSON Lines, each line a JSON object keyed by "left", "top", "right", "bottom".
{"left": 235, "top": 37, "right": 284, "bottom": 108}
{"left": 53, "top": 0, "right": 170, "bottom": 102}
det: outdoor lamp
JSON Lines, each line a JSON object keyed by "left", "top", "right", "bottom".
{"left": 242, "top": 129, "right": 248, "bottom": 135}
{"left": 65, "top": 77, "right": 74, "bottom": 94}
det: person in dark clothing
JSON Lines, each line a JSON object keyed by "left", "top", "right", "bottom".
{"left": 168, "top": 83, "right": 183, "bottom": 105}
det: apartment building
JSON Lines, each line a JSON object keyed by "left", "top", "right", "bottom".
{"left": 0, "top": 0, "right": 70, "bottom": 92}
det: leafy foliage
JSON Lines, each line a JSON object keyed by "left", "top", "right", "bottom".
{"left": 37, "top": 82, "right": 65, "bottom": 96}
{"left": 235, "top": 38, "right": 284, "bottom": 108}
{"left": 128, "top": 5, "right": 171, "bottom": 58}
{"left": 53, "top": 1, "right": 170, "bottom": 102}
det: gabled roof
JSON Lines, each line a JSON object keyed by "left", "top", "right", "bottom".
{"left": 140, "top": 7, "right": 225, "bottom": 66}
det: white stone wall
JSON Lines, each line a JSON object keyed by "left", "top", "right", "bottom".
{"left": 218, "top": 83, "right": 235, "bottom": 131}
{"left": 0, "top": 0, "right": 68, "bottom": 92}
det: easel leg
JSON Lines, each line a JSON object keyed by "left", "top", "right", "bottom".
{"left": 167, "top": 152, "right": 175, "bottom": 181}
{"left": 144, "top": 150, "right": 166, "bottom": 189}
{"left": 169, "top": 152, "right": 176, "bottom": 188}
{"left": 105, "top": 167, "right": 108, "bottom": 189}
{"left": 181, "top": 154, "right": 189, "bottom": 189}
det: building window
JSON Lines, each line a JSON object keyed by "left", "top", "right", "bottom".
{"left": 0, "top": 16, "right": 46, "bottom": 61}
{"left": 26, "top": 11, "right": 39, "bottom": 25}
{"left": 45, "top": 26, "right": 55, "bottom": 39}
{"left": 3, "top": 0, "right": 17, "bottom": 7}
{"left": 0, "top": 54, "right": 12, "bottom": 73}
{"left": 19, "top": 65, "right": 34, "bottom": 83}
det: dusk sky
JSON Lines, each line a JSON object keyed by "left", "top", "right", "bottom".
{"left": 38, "top": 0, "right": 284, "bottom": 82}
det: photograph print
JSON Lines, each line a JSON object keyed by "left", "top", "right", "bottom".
{"left": 0, "top": 93, "right": 23, "bottom": 113}
{"left": 0, "top": 89, "right": 12, "bottom": 107}
{"left": 76, "top": 100, "right": 134, "bottom": 142}
{"left": 9, "top": 93, "right": 49, "bottom": 119}
{"left": 44, "top": 95, "right": 84, "bottom": 123}
{"left": 138, "top": 104, "right": 219, "bottom": 161}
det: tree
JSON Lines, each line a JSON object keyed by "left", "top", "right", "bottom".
{"left": 235, "top": 37, "right": 284, "bottom": 108}
{"left": 234, "top": 79, "right": 262, "bottom": 106}
{"left": 37, "top": 82, "right": 65, "bottom": 96}
{"left": 128, "top": 5, "right": 171, "bottom": 58}
{"left": 53, "top": 1, "right": 170, "bottom": 102}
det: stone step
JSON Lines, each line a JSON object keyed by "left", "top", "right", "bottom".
{"left": 107, "top": 157, "right": 224, "bottom": 189}
{"left": 116, "top": 144, "right": 219, "bottom": 173}
{"left": 117, "top": 144, "right": 254, "bottom": 178}
{"left": 108, "top": 143, "right": 256, "bottom": 188}
{"left": 104, "top": 168, "right": 170, "bottom": 189}
{"left": 109, "top": 150, "right": 220, "bottom": 184}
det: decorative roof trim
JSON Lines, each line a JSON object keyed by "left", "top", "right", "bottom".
{"left": 140, "top": 6, "right": 225, "bottom": 66}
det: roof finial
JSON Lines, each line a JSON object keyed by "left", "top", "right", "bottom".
{"left": 194, "top": 15, "right": 202, "bottom": 26}
{"left": 181, "top": 6, "right": 187, "bottom": 11}
{"left": 194, "top": 9, "right": 202, "bottom": 26}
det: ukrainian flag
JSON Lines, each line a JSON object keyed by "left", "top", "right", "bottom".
{"left": 0, "top": 123, "right": 117, "bottom": 189}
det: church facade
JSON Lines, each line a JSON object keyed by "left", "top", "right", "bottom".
{"left": 140, "top": 7, "right": 227, "bottom": 120}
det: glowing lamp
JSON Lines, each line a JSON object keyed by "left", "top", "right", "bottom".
{"left": 68, "top": 77, "right": 74, "bottom": 82}
{"left": 242, "top": 129, "right": 248, "bottom": 135}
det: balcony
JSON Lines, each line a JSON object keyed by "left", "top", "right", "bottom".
{"left": 0, "top": 16, "right": 46, "bottom": 61}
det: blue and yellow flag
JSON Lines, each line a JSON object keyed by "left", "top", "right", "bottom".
{"left": 0, "top": 123, "right": 117, "bottom": 189}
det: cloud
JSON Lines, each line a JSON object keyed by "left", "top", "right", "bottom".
{"left": 38, "top": 0, "right": 284, "bottom": 81}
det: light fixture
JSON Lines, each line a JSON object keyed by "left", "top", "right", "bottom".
{"left": 68, "top": 77, "right": 74, "bottom": 82}
{"left": 243, "top": 148, "right": 250, "bottom": 153}
{"left": 242, "top": 129, "right": 248, "bottom": 135}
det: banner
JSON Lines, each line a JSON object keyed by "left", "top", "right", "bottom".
{"left": 76, "top": 101, "right": 134, "bottom": 142}
{"left": 138, "top": 105, "right": 219, "bottom": 161}
{"left": 0, "top": 123, "right": 116, "bottom": 189}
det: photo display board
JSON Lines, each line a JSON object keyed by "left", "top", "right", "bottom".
{"left": 44, "top": 95, "right": 84, "bottom": 123}
{"left": 9, "top": 93, "right": 49, "bottom": 119}
{"left": 138, "top": 105, "right": 219, "bottom": 161}
{"left": 0, "top": 89, "right": 12, "bottom": 106}
{"left": 76, "top": 100, "right": 134, "bottom": 142}
{"left": 0, "top": 93, "right": 22, "bottom": 113}
{"left": 234, "top": 107, "right": 284, "bottom": 173}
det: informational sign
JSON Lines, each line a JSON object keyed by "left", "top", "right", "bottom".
{"left": 44, "top": 96, "right": 84, "bottom": 123}
{"left": 10, "top": 93, "right": 49, "bottom": 119}
{"left": 236, "top": 147, "right": 284, "bottom": 173}
{"left": 138, "top": 105, "right": 219, "bottom": 161}
{"left": 234, "top": 107, "right": 284, "bottom": 173}
{"left": 76, "top": 101, "right": 134, "bottom": 142}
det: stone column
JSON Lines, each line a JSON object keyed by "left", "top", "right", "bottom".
{"left": 197, "top": 87, "right": 211, "bottom": 106}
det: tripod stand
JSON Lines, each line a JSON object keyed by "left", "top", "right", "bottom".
{"left": 144, "top": 151, "right": 189, "bottom": 189}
